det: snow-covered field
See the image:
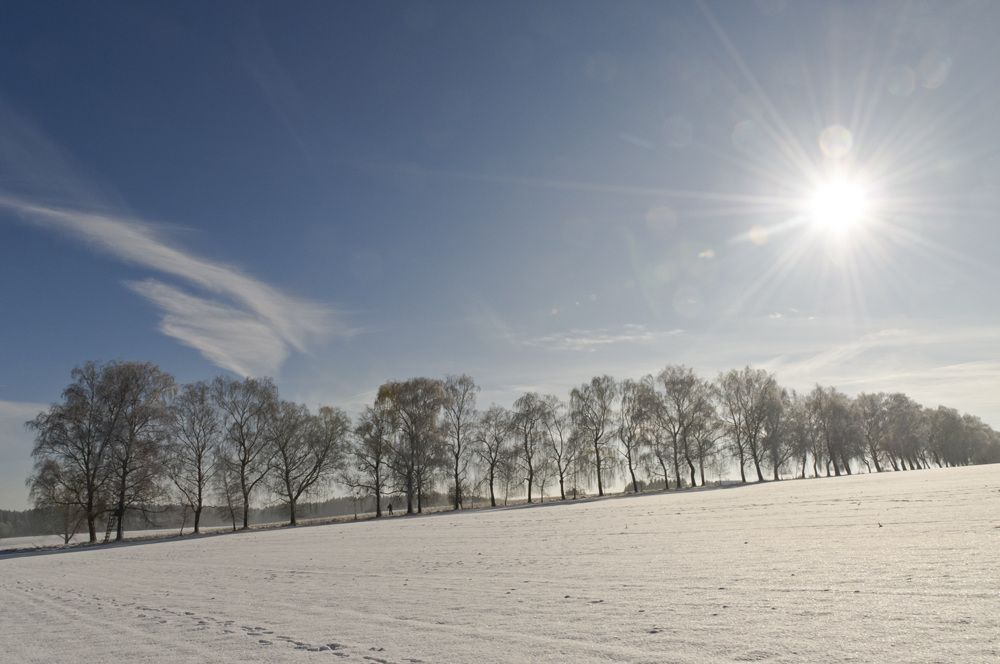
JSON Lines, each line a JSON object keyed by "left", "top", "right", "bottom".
{"left": 2, "top": 466, "right": 998, "bottom": 664}
{"left": 0, "top": 526, "right": 231, "bottom": 550}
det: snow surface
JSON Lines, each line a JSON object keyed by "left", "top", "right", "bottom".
{"left": 0, "top": 526, "right": 231, "bottom": 551}
{"left": 1, "top": 465, "right": 998, "bottom": 663}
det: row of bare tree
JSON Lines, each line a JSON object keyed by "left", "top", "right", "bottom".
{"left": 27, "top": 360, "right": 349, "bottom": 543}
{"left": 344, "top": 367, "right": 1000, "bottom": 517}
{"left": 26, "top": 361, "right": 1000, "bottom": 543}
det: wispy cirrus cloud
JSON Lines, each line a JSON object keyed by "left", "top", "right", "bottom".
{"left": 765, "top": 325, "right": 1000, "bottom": 382}
{"left": 126, "top": 279, "right": 303, "bottom": 378}
{"left": 524, "top": 324, "right": 683, "bottom": 352}
{"left": 0, "top": 95, "right": 347, "bottom": 377}
{"left": 757, "top": 324, "right": 1000, "bottom": 424}
{"left": 0, "top": 195, "right": 345, "bottom": 377}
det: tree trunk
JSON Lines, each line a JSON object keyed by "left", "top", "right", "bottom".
{"left": 594, "top": 440, "right": 604, "bottom": 496}
{"left": 526, "top": 455, "right": 534, "bottom": 503}
{"left": 688, "top": 460, "right": 697, "bottom": 488}
{"left": 290, "top": 500, "right": 297, "bottom": 526}
{"left": 406, "top": 472, "right": 414, "bottom": 514}
{"left": 672, "top": 444, "right": 682, "bottom": 489}
{"left": 87, "top": 514, "right": 97, "bottom": 543}
{"left": 753, "top": 455, "right": 765, "bottom": 482}
{"left": 116, "top": 476, "right": 127, "bottom": 541}
{"left": 489, "top": 469, "right": 497, "bottom": 507}
{"left": 194, "top": 506, "right": 202, "bottom": 534}
{"left": 559, "top": 475, "right": 566, "bottom": 500}
{"left": 242, "top": 489, "right": 251, "bottom": 529}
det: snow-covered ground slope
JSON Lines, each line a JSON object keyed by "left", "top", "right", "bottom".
{"left": 0, "top": 526, "right": 232, "bottom": 550}
{"left": 2, "top": 466, "right": 998, "bottom": 663}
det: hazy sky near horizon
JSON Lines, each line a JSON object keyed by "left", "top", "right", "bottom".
{"left": 2, "top": 1, "right": 1000, "bottom": 510}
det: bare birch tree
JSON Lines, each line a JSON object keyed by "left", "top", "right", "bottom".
{"left": 618, "top": 376, "right": 655, "bottom": 493}
{"left": 570, "top": 376, "right": 618, "bottom": 497}
{"left": 442, "top": 374, "right": 479, "bottom": 509}
{"left": 784, "top": 391, "right": 819, "bottom": 478}
{"left": 165, "top": 381, "right": 221, "bottom": 534}
{"left": 854, "top": 392, "right": 889, "bottom": 473}
{"left": 808, "top": 385, "right": 860, "bottom": 476}
{"left": 343, "top": 404, "right": 395, "bottom": 517}
{"left": 512, "top": 392, "right": 546, "bottom": 503}
{"left": 270, "top": 402, "right": 349, "bottom": 525}
{"left": 26, "top": 458, "right": 87, "bottom": 544}
{"left": 379, "top": 378, "right": 445, "bottom": 514}
{"left": 474, "top": 404, "right": 512, "bottom": 507}
{"left": 540, "top": 395, "right": 577, "bottom": 500}
{"left": 212, "top": 375, "right": 278, "bottom": 529}
{"left": 761, "top": 386, "right": 792, "bottom": 480}
{"left": 716, "top": 366, "right": 779, "bottom": 482}
{"left": 656, "top": 365, "right": 709, "bottom": 488}
{"left": 687, "top": 387, "right": 722, "bottom": 487}
{"left": 27, "top": 362, "right": 115, "bottom": 543}
{"left": 103, "top": 361, "right": 176, "bottom": 541}
{"left": 884, "top": 393, "right": 925, "bottom": 471}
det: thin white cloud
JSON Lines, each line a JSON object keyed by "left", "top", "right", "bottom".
{"left": 525, "top": 324, "right": 683, "bottom": 352}
{"left": 0, "top": 399, "right": 46, "bottom": 423}
{"left": 766, "top": 325, "right": 1000, "bottom": 382}
{"left": 127, "top": 279, "right": 293, "bottom": 377}
{"left": 756, "top": 324, "right": 1000, "bottom": 425}
{"left": 0, "top": 400, "right": 48, "bottom": 510}
{"left": 0, "top": 95, "right": 347, "bottom": 378}
{"left": 0, "top": 195, "right": 348, "bottom": 377}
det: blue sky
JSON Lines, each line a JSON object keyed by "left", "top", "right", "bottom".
{"left": 2, "top": 1, "right": 999, "bottom": 509}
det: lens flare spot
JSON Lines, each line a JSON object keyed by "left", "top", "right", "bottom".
{"left": 887, "top": 66, "right": 916, "bottom": 97}
{"left": 819, "top": 125, "right": 853, "bottom": 158}
{"left": 810, "top": 180, "right": 867, "bottom": 230}
{"left": 919, "top": 51, "right": 951, "bottom": 89}
{"left": 698, "top": 248, "right": 715, "bottom": 259}
{"left": 748, "top": 225, "right": 768, "bottom": 245}
{"left": 654, "top": 261, "right": 677, "bottom": 281}
{"left": 732, "top": 120, "right": 765, "bottom": 155}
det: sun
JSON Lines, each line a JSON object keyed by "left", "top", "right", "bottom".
{"left": 809, "top": 180, "right": 868, "bottom": 231}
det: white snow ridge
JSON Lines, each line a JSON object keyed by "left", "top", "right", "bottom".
{"left": 1, "top": 465, "right": 998, "bottom": 663}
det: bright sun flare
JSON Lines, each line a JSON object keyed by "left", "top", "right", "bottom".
{"left": 810, "top": 180, "right": 867, "bottom": 230}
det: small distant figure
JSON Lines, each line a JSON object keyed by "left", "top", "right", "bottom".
{"left": 388, "top": 503, "right": 393, "bottom": 516}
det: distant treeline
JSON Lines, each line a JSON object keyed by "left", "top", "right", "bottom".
{"left": 19, "top": 360, "right": 1000, "bottom": 546}
{"left": 0, "top": 493, "right": 460, "bottom": 540}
